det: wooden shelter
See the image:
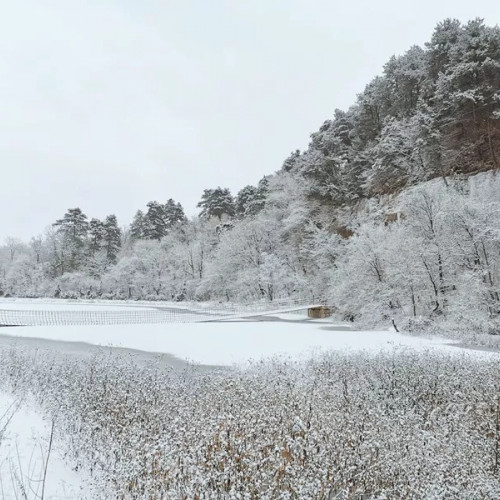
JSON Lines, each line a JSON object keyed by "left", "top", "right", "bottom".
{"left": 308, "top": 306, "right": 332, "bottom": 319}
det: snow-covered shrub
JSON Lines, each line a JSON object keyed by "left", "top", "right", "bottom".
{"left": 1, "top": 346, "right": 500, "bottom": 498}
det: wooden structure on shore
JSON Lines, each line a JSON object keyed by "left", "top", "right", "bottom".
{"left": 308, "top": 306, "right": 332, "bottom": 319}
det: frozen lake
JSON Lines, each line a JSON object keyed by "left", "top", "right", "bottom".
{"left": 1, "top": 317, "right": 495, "bottom": 367}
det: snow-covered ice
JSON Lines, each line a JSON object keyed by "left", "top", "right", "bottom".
{"left": 1, "top": 321, "right": 493, "bottom": 366}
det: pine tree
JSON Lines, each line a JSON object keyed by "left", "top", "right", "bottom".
{"left": 197, "top": 187, "right": 235, "bottom": 220}
{"left": 53, "top": 208, "right": 89, "bottom": 272}
{"left": 144, "top": 200, "right": 186, "bottom": 240}
{"left": 54, "top": 208, "right": 89, "bottom": 241}
{"left": 103, "top": 215, "right": 121, "bottom": 263}
{"left": 130, "top": 210, "right": 147, "bottom": 240}
{"left": 235, "top": 178, "right": 269, "bottom": 217}
{"left": 281, "top": 150, "right": 301, "bottom": 172}
{"left": 144, "top": 201, "right": 167, "bottom": 240}
{"left": 163, "top": 199, "right": 187, "bottom": 227}
{"left": 383, "top": 45, "right": 426, "bottom": 117}
{"left": 235, "top": 186, "right": 258, "bottom": 217}
{"left": 431, "top": 19, "right": 500, "bottom": 172}
{"left": 88, "top": 218, "right": 105, "bottom": 256}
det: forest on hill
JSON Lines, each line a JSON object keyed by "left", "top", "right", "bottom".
{"left": 1, "top": 18, "right": 499, "bottom": 339}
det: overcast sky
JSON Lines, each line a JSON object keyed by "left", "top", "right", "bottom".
{"left": 1, "top": 0, "right": 499, "bottom": 241}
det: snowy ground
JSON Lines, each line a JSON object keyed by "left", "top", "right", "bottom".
{"left": 0, "top": 394, "right": 87, "bottom": 499}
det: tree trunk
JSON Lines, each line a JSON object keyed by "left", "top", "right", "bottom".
{"left": 487, "top": 119, "right": 499, "bottom": 169}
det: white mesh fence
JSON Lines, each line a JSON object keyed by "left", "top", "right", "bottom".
{"left": 0, "top": 296, "right": 319, "bottom": 326}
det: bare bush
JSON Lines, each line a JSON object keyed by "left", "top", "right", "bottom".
{"left": 1, "top": 346, "right": 500, "bottom": 498}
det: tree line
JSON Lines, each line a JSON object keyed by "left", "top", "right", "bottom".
{"left": 1, "top": 19, "right": 499, "bottom": 338}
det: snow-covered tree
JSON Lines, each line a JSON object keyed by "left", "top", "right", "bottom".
{"left": 197, "top": 187, "right": 235, "bottom": 220}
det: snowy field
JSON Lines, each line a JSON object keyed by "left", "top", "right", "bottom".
{"left": 0, "top": 394, "right": 86, "bottom": 499}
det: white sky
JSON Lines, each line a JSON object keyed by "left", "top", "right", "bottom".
{"left": 1, "top": 0, "right": 499, "bottom": 241}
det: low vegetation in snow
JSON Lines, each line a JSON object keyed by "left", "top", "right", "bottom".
{"left": 1, "top": 345, "right": 500, "bottom": 498}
